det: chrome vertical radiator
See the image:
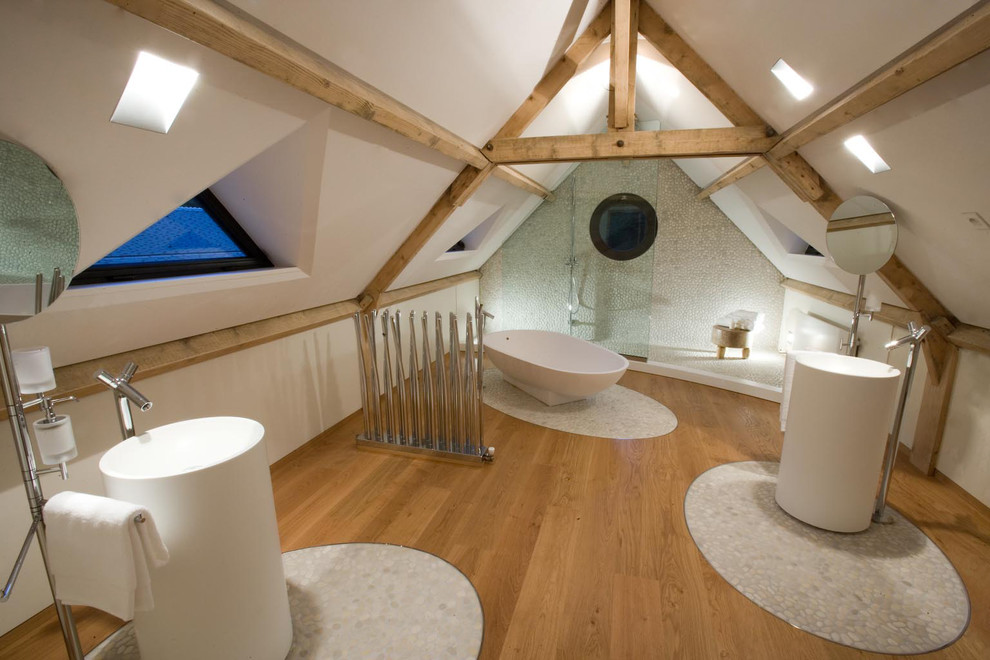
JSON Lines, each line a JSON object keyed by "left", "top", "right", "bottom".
{"left": 353, "top": 298, "right": 494, "bottom": 463}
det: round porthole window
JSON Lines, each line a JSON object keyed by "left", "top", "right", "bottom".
{"left": 589, "top": 193, "right": 658, "bottom": 261}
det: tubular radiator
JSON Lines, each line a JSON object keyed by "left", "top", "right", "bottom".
{"left": 353, "top": 298, "right": 494, "bottom": 463}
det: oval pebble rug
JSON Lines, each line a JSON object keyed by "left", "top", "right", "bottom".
{"left": 86, "top": 543, "right": 484, "bottom": 660}
{"left": 684, "top": 461, "right": 970, "bottom": 654}
{"left": 483, "top": 369, "right": 677, "bottom": 439}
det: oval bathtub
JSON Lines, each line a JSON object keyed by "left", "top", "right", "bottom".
{"left": 485, "top": 330, "right": 629, "bottom": 406}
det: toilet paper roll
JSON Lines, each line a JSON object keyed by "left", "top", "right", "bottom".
{"left": 33, "top": 415, "right": 77, "bottom": 465}
{"left": 12, "top": 346, "right": 56, "bottom": 394}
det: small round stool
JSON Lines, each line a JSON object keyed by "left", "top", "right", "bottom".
{"left": 711, "top": 325, "right": 751, "bottom": 359}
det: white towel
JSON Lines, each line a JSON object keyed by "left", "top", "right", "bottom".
{"left": 44, "top": 491, "right": 169, "bottom": 621}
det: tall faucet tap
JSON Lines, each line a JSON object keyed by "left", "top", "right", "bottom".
{"left": 94, "top": 362, "right": 153, "bottom": 440}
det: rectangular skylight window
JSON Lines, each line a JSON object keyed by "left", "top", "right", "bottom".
{"left": 110, "top": 51, "right": 199, "bottom": 134}
{"left": 844, "top": 135, "right": 891, "bottom": 173}
{"left": 770, "top": 58, "right": 813, "bottom": 100}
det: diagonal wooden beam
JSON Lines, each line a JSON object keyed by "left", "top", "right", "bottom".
{"left": 696, "top": 156, "right": 767, "bottom": 199}
{"left": 493, "top": 2, "right": 612, "bottom": 140}
{"left": 451, "top": 164, "right": 496, "bottom": 207}
{"left": 492, "top": 166, "right": 556, "bottom": 201}
{"left": 105, "top": 0, "right": 492, "bottom": 169}
{"left": 485, "top": 127, "right": 775, "bottom": 164}
{"left": 768, "top": 0, "right": 990, "bottom": 160}
{"left": 360, "top": 165, "right": 491, "bottom": 308}
{"left": 609, "top": 0, "right": 639, "bottom": 131}
{"left": 360, "top": 8, "right": 611, "bottom": 306}
{"left": 764, "top": 152, "right": 826, "bottom": 202}
{"left": 638, "top": 2, "right": 770, "bottom": 130}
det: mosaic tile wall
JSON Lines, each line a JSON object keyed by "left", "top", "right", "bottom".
{"left": 650, "top": 158, "right": 784, "bottom": 355}
{"left": 481, "top": 159, "right": 784, "bottom": 360}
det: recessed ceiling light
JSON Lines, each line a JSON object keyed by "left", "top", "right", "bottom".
{"left": 770, "top": 58, "right": 813, "bottom": 100}
{"left": 844, "top": 135, "right": 891, "bottom": 174}
{"left": 110, "top": 51, "right": 199, "bottom": 134}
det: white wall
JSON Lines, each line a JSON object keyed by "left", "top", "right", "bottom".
{"left": 0, "top": 280, "right": 478, "bottom": 636}
{"left": 937, "top": 349, "right": 990, "bottom": 507}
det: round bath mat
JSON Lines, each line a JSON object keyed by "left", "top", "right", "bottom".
{"left": 86, "top": 543, "right": 483, "bottom": 659}
{"left": 684, "top": 461, "right": 970, "bottom": 654}
{"left": 483, "top": 369, "right": 677, "bottom": 439}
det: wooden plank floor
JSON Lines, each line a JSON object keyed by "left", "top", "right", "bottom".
{"left": 2, "top": 370, "right": 989, "bottom": 658}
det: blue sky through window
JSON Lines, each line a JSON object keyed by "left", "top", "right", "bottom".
{"left": 93, "top": 201, "right": 248, "bottom": 266}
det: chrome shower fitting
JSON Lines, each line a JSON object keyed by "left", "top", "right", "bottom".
{"left": 94, "top": 362, "right": 153, "bottom": 441}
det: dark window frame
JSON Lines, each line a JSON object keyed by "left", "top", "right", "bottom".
{"left": 589, "top": 193, "right": 658, "bottom": 261}
{"left": 70, "top": 189, "right": 272, "bottom": 286}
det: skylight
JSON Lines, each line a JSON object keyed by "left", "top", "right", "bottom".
{"left": 770, "top": 59, "right": 813, "bottom": 100}
{"left": 110, "top": 51, "right": 199, "bottom": 134}
{"left": 844, "top": 135, "right": 891, "bottom": 173}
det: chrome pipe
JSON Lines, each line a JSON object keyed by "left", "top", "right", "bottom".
{"left": 34, "top": 273, "right": 44, "bottom": 314}
{"left": 449, "top": 313, "right": 463, "bottom": 452}
{"left": 874, "top": 323, "right": 931, "bottom": 523}
{"left": 1, "top": 324, "right": 84, "bottom": 659}
{"left": 476, "top": 298, "right": 493, "bottom": 455}
{"left": 408, "top": 312, "right": 422, "bottom": 446}
{"left": 1, "top": 520, "right": 38, "bottom": 602}
{"left": 352, "top": 314, "right": 371, "bottom": 439}
{"left": 846, "top": 273, "right": 866, "bottom": 356}
{"left": 464, "top": 315, "right": 476, "bottom": 455}
{"left": 48, "top": 267, "right": 62, "bottom": 306}
{"left": 390, "top": 314, "right": 408, "bottom": 445}
{"left": 434, "top": 313, "right": 448, "bottom": 451}
{"left": 421, "top": 312, "right": 435, "bottom": 449}
{"left": 364, "top": 314, "right": 382, "bottom": 441}
{"left": 381, "top": 311, "right": 395, "bottom": 443}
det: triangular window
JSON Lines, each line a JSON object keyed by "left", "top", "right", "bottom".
{"left": 71, "top": 189, "right": 272, "bottom": 285}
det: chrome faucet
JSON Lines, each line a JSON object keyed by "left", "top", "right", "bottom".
{"left": 94, "top": 362, "right": 153, "bottom": 440}
{"left": 874, "top": 321, "right": 931, "bottom": 523}
{"left": 885, "top": 321, "right": 930, "bottom": 350}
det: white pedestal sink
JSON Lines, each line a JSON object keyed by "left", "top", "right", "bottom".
{"left": 99, "top": 417, "right": 292, "bottom": 660}
{"left": 775, "top": 353, "right": 901, "bottom": 533}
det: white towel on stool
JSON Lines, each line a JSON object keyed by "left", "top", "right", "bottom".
{"left": 44, "top": 491, "right": 169, "bottom": 620}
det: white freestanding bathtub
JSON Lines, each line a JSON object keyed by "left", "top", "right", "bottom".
{"left": 485, "top": 329, "right": 629, "bottom": 405}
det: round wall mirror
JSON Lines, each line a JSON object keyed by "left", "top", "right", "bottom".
{"left": 589, "top": 193, "right": 658, "bottom": 261}
{"left": 825, "top": 195, "right": 897, "bottom": 275}
{"left": 0, "top": 140, "right": 79, "bottom": 323}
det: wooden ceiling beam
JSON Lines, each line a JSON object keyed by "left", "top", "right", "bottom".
{"left": 494, "top": 2, "right": 612, "bottom": 140}
{"left": 360, "top": 7, "right": 610, "bottom": 307}
{"left": 492, "top": 166, "right": 556, "bottom": 201}
{"left": 485, "top": 127, "right": 775, "bottom": 164}
{"left": 105, "top": 0, "right": 491, "bottom": 168}
{"left": 768, "top": 0, "right": 990, "bottom": 160}
{"left": 360, "top": 165, "right": 491, "bottom": 308}
{"left": 609, "top": 0, "right": 639, "bottom": 131}
{"left": 696, "top": 156, "right": 767, "bottom": 200}
{"left": 638, "top": 2, "right": 770, "bottom": 130}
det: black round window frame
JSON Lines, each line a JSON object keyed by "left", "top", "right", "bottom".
{"left": 588, "top": 193, "right": 658, "bottom": 261}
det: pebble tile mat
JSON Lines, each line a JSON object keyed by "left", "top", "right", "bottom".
{"left": 684, "top": 461, "right": 970, "bottom": 654}
{"left": 483, "top": 369, "right": 678, "bottom": 439}
{"left": 87, "top": 543, "right": 483, "bottom": 659}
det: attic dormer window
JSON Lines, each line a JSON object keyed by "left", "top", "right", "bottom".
{"left": 71, "top": 189, "right": 272, "bottom": 285}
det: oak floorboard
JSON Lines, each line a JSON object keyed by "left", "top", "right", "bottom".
{"left": 2, "top": 370, "right": 988, "bottom": 659}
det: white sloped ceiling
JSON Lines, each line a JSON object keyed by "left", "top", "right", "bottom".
{"left": 2, "top": 0, "right": 987, "bottom": 366}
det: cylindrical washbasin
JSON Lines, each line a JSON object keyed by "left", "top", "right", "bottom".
{"left": 100, "top": 417, "right": 291, "bottom": 660}
{"left": 484, "top": 329, "right": 629, "bottom": 406}
{"left": 775, "top": 353, "right": 900, "bottom": 533}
